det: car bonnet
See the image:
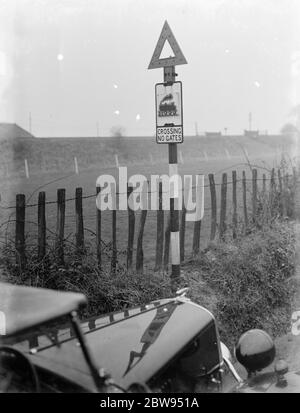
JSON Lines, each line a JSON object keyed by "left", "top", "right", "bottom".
{"left": 29, "top": 299, "right": 217, "bottom": 391}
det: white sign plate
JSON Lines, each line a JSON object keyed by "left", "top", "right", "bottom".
{"left": 155, "top": 81, "right": 183, "bottom": 143}
{"left": 157, "top": 126, "right": 183, "bottom": 143}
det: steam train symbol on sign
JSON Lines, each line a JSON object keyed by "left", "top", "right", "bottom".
{"left": 158, "top": 93, "right": 178, "bottom": 117}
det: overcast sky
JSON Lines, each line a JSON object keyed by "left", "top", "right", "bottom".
{"left": 0, "top": 0, "right": 300, "bottom": 137}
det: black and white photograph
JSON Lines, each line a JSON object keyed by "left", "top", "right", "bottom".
{"left": 0, "top": 0, "right": 300, "bottom": 397}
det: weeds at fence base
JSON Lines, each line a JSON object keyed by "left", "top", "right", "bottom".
{"left": 182, "top": 219, "right": 295, "bottom": 348}
{"left": 0, "top": 242, "right": 173, "bottom": 318}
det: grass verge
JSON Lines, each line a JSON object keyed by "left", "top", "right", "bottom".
{"left": 182, "top": 219, "right": 295, "bottom": 348}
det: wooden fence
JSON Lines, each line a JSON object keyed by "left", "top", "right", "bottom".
{"left": 12, "top": 167, "right": 298, "bottom": 273}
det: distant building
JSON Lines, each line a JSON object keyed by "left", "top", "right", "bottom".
{"left": 0, "top": 123, "right": 35, "bottom": 140}
{"left": 205, "top": 131, "right": 222, "bottom": 138}
{"left": 244, "top": 130, "right": 259, "bottom": 138}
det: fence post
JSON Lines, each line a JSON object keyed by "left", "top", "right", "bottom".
{"left": 96, "top": 186, "right": 101, "bottom": 268}
{"left": 155, "top": 181, "right": 164, "bottom": 271}
{"left": 74, "top": 157, "right": 79, "bottom": 175}
{"left": 163, "top": 215, "right": 171, "bottom": 273}
{"left": 283, "top": 173, "right": 289, "bottom": 217}
{"left": 232, "top": 170, "right": 237, "bottom": 239}
{"left": 242, "top": 171, "right": 248, "bottom": 231}
{"left": 262, "top": 173, "right": 266, "bottom": 196}
{"left": 24, "top": 159, "right": 29, "bottom": 179}
{"left": 55, "top": 188, "right": 65, "bottom": 265}
{"left": 293, "top": 166, "right": 297, "bottom": 195}
{"left": 127, "top": 185, "right": 135, "bottom": 270}
{"left": 136, "top": 210, "right": 147, "bottom": 273}
{"left": 252, "top": 168, "right": 258, "bottom": 223}
{"left": 262, "top": 173, "right": 267, "bottom": 220}
{"left": 16, "top": 194, "right": 26, "bottom": 269}
{"left": 292, "top": 167, "right": 297, "bottom": 217}
{"left": 180, "top": 194, "right": 186, "bottom": 262}
{"left": 269, "top": 168, "right": 276, "bottom": 216}
{"left": 192, "top": 219, "right": 201, "bottom": 255}
{"left": 111, "top": 209, "right": 117, "bottom": 275}
{"left": 75, "top": 187, "right": 84, "bottom": 254}
{"left": 38, "top": 191, "right": 46, "bottom": 260}
{"left": 209, "top": 173, "right": 217, "bottom": 241}
{"left": 219, "top": 173, "right": 227, "bottom": 240}
{"left": 294, "top": 169, "right": 300, "bottom": 219}
{"left": 277, "top": 169, "right": 283, "bottom": 214}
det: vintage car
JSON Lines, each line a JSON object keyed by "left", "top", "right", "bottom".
{"left": 0, "top": 281, "right": 299, "bottom": 393}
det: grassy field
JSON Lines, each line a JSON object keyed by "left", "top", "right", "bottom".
{"left": 0, "top": 134, "right": 295, "bottom": 268}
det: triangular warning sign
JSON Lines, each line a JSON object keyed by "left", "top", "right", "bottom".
{"left": 159, "top": 39, "right": 175, "bottom": 59}
{"left": 148, "top": 21, "right": 187, "bottom": 69}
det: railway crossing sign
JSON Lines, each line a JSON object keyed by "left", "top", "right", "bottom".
{"left": 148, "top": 20, "right": 188, "bottom": 282}
{"left": 148, "top": 21, "right": 187, "bottom": 69}
{"left": 155, "top": 81, "right": 183, "bottom": 143}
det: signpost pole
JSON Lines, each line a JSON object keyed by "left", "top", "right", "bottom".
{"left": 164, "top": 66, "right": 180, "bottom": 282}
{"left": 148, "top": 21, "right": 187, "bottom": 286}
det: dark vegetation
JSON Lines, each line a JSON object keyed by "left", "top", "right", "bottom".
{"left": 0, "top": 239, "right": 172, "bottom": 319}
{"left": 183, "top": 220, "right": 295, "bottom": 347}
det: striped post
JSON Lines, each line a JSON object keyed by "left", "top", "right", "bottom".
{"left": 165, "top": 66, "right": 180, "bottom": 283}
{"left": 169, "top": 155, "right": 180, "bottom": 281}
